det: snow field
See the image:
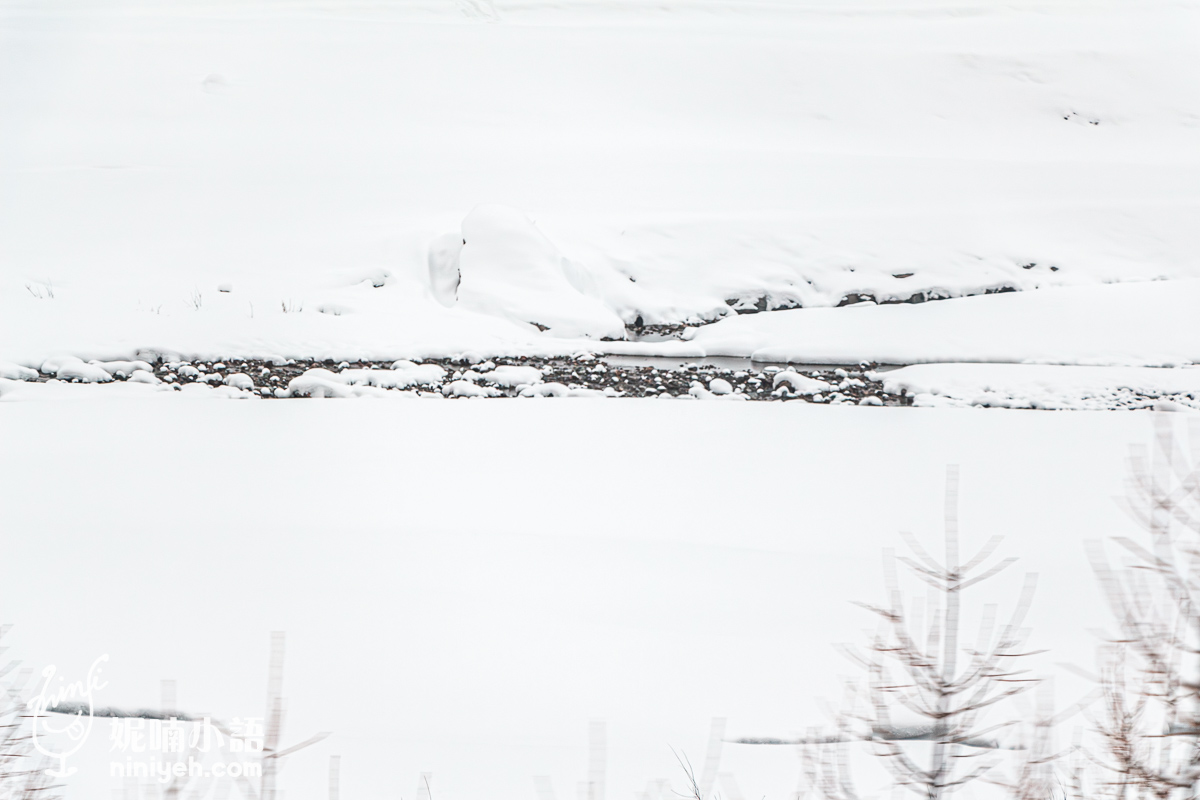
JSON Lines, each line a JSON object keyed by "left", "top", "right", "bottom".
{"left": 3, "top": 1, "right": 1200, "bottom": 797}
{"left": 2, "top": 0, "right": 1199, "bottom": 372}
{"left": 0, "top": 398, "right": 1165, "bottom": 799}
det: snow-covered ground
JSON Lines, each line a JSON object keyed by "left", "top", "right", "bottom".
{"left": 3, "top": 0, "right": 1199, "bottom": 797}
{"left": 0, "top": 399, "right": 1161, "bottom": 799}
{"left": 880, "top": 362, "right": 1200, "bottom": 409}
{"left": 3, "top": 0, "right": 1198, "bottom": 375}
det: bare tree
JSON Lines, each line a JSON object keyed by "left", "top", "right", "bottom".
{"left": 0, "top": 625, "right": 62, "bottom": 800}
{"left": 1000, "top": 681, "right": 1078, "bottom": 800}
{"left": 823, "top": 467, "right": 1041, "bottom": 799}
{"left": 234, "top": 632, "right": 330, "bottom": 800}
{"left": 667, "top": 720, "right": 726, "bottom": 800}
{"left": 1086, "top": 415, "right": 1200, "bottom": 799}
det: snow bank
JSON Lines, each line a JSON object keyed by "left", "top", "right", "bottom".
{"left": 51, "top": 358, "right": 114, "bottom": 383}
{"left": 0, "top": 377, "right": 167, "bottom": 401}
{"left": 0, "top": 362, "right": 36, "bottom": 381}
{"left": 1, "top": 0, "right": 1197, "bottom": 369}
{"left": 880, "top": 363, "right": 1200, "bottom": 410}
{"left": 452, "top": 206, "right": 626, "bottom": 340}
{"left": 0, "top": 377, "right": 268, "bottom": 402}
{"left": 281, "top": 362, "right": 454, "bottom": 398}
{"left": 427, "top": 233, "right": 464, "bottom": 309}
{"left": 339, "top": 367, "right": 444, "bottom": 390}
{"left": 178, "top": 382, "right": 256, "bottom": 400}
{"left": 689, "top": 280, "right": 1200, "bottom": 367}
{"left": 284, "top": 369, "right": 430, "bottom": 399}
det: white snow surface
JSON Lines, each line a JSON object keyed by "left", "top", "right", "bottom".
{"left": 455, "top": 205, "right": 627, "bottom": 339}
{"left": 5, "top": 4, "right": 1200, "bottom": 797}
{"left": 0, "top": 399, "right": 1179, "bottom": 799}
{"left": 685, "top": 280, "right": 1200, "bottom": 367}
{"left": 2, "top": 0, "right": 1199, "bottom": 369}
{"left": 0, "top": 362, "right": 37, "bottom": 380}
{"left": 880, "top": 363, "right": 1200, "bottom": 410}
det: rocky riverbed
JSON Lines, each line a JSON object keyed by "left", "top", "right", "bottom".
{"left": 15, "top": 354, "right": 909, "bottom": 404}
{"left": 12, "top": 356, "right": 1199, "bottom": 410}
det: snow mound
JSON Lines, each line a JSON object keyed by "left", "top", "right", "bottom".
{"left": 516, "top": 383, "right": 617, "bottom": 398}
{"left": 427, "top": 232, "right": 463, "bottom": 308}
{"left": 687, "top": 380, "right": 748, "bottom": 401}
{"left": 773, "top": 371, "right": 831, "bottom": 395}
{"left": 284, "top": 369, "right": 358, "bottom": 398}
{"left": 282, "top": 363, "right": 449, "bottom": 398}
{"left": 451, "top": 205, "right": 626, "bottom": 340}
{"left": 224, "top": 373, "right": 255, "bottom": 390}
{"left": 90, "top": 360, "right": 153, "bottom": 378}
{"left": 388, "top": 362, "right": 447, "bottom": 386}
{"left": 0, "top": 362, "right": 37, "bottom": 381}
{"left": 50, "top": 357, "right": 114, "bottom": 383}
{"left": 284, "top": 368, "right": 430, "bottom": 398}
{"left": 337, "top": 367, "right": 444, "bottom": 390}
{"left": 518, "top": 382, "right": 570, "bottom": 398}
{"left": 479, "top": 365, "right": 542, "bottom": 388}
{"left": 0, "top": 377, "right": 165, "bottom": 401}
{"left": 443, "top": 380, "right": 501, "bottom": 398}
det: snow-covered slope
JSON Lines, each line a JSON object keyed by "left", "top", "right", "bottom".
{"left": 683, "top": 279, "right": 1200, "bottom": 367}
{"left": 2, "top": 0, "right": 1198, "bottom": 366}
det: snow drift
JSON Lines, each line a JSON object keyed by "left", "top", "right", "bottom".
{"left": 442, "top": 205, "right": 626, "bottom": 340}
